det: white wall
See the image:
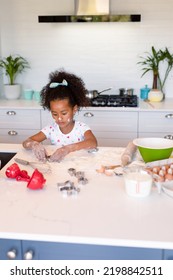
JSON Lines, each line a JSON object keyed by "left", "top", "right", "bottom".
{"left": 0, "top": 0, "right": 173, "bottom": 97}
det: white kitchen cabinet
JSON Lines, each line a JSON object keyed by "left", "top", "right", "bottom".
{"left": 3, "top": 102, "right": 173, "bottom": 146}
{"left": 41, "top": 109, "right": 52, "bottom": 127}
{"left": 75, "top": 109, "right": 138, "bottom": 147}
{"left": 41, "top": 109, "right": 138, "bottom": 147}
{"left": 0, "top": 107, "right": 138, "bottom": 146}
{"left": 138, "top": 111, "right": 173, "bottom": 139}
{"left": 0, "top": 108, "right": 41, "bottom": 143}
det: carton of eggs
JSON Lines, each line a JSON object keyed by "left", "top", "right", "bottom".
{"left": 145, "top": 159, "right": 173, "bottom": 182}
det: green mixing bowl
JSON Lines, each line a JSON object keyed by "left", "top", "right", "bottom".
{"left": 133, "top": 138, "right": 173, "bottom": 163}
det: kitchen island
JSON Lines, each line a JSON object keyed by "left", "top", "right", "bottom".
{"left": 0, "top": 144, "right": 173, "bottom": 260}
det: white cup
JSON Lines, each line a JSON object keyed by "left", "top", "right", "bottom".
{"left": 124, "top": 167, "right": 152, "bottom": 198}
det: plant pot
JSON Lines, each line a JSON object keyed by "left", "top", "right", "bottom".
{"left": 4, "top": 84, "right": 21, "bottom": 100}
{"left": 148, "top": 89, "right": 164, "bottom": 102}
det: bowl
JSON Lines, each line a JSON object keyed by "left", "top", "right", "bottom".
{"left": 133, "top": 138, "right": 173, "bottom": 163}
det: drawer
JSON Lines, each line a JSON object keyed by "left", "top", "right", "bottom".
{"left": 163, "top": 249, "right": 173, "bottom": 260}
{"left": 41, "top": 109, "right": 138, "bottom": 132}
{"left": 98, "top": 138, "right": 137, "bottom": 147}
{"left": 75, "top": 110, "right": 138, "bottom": 132}
{"left": 139, "top": 112, "right": 173, "bottom": 132}
{"left": 0, "top": 109, "right": 41, "bottom": 129}
{"left": 95, "top": 132, "right": 137, "bottom": 147}
{"left": 138, "top": 132, "right": 173, "bottom": 138}
{"left": 41, "top": 110, "right": 52, "bottom": 127}
{"left": 0, "top": 129, "right": 39, "bottom": 143}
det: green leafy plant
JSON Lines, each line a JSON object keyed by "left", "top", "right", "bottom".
{"left": 138, "top": 46, "right": 173, "bottom": 92}
{"left": 0, "top": 54, "right": 30, "bottom": 85}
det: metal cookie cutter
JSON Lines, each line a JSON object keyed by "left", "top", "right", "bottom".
{"left": 67, "top": 168, "right": 89, "bottom": 185}
{"left": 68, "top": 168, "right": 76, "bottom": 176}
{"left": 114, "top": 166, "right": 124, "bottom": 176}
{"left": 75, "top": 171, "right": 85, "bottom": 179}
{"left": 57, "top": 180, "right": 80, "bottom": 195}
{"left": 78, "top": 177, "right": 88, "bottom": 185}
{"left": 88, "top": 148, "right": 99, "bottom": 153}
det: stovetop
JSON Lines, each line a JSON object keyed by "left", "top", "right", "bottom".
{"left": 90, "top": 95, "right": 138, "bottom": 107}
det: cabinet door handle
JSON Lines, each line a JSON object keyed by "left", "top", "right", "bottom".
{"left": 164, "top": 135, "right": 173, "bottom": 140}
{"left": 8, "top": 130, "right": 18, "bottom": 136}
{"left": 7, "top": 249, "right": 17, "bottom": 259}
{"left": 165, "top": 114, "right": 173, "bottom": 118}
{"left": 84, "top": 112, "right": 94, "bottom": 117}
{"left": 6, "top": 111, "right": 16, "bottom": 115}
{"left": 23, "top": 250, "right": 34, "bottom": 260}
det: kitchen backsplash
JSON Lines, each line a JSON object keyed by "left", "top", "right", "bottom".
{"left": 0, "top": 0, "right": 173, "bottom": 98}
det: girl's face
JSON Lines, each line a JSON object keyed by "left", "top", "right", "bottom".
{"left": 50, "top": 99, "right": 77, "bottom": 132}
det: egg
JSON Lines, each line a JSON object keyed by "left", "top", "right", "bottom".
{"left": 159, "top": 169, "right": 166, "bottom": 177}
{"left": 145, "top": 167, "right": 153, "bottom": 174}
{"left": 165, "top": 164, "right": 171, "bottom": 170}
{"left": 165, "top": 173, "right": 173, "bottom": 180}
{"left": 96, "top": 166, "right": 105, "bottom": 173}
{"left": 153, "top": 174, "right": 164, "bottom": 182}
{"left": 104, "top": 169, "right": 114, "bottom": 176}
{"left": 167, "top": 168, "right": 173, "bottom": 174}
{"left": 152, "top": 166, "right": 160, "bottom": 173}
{"left": 161, "top": 165, "right": 169, "bottom": 171}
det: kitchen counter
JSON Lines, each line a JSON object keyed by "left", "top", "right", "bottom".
{"left": 0, "top": 99, "right": 41, "bottom": 110}
{"left": 1, "top": 97, "right": 173, "bottom": 111}
{"left": 1, "top": 143, "right": 173, "bottom": 252}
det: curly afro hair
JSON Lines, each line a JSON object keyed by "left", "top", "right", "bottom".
{"left": 40, "top": 69, "right": 91, "bottom": 110}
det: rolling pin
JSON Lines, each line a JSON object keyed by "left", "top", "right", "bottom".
{"left": 121, "top": 141, "right": 137, "bottom": 166}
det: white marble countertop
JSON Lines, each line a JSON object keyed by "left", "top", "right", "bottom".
{"left": 0, "top": 144, "right": 173, "bottom": 250}
{"left": 1, "top": 98, "right": 173, "bottom": 111}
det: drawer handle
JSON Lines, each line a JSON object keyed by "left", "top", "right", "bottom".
{"left": 165, "top": 114, "right": 173, "bottom": 119}
{"left": 7, "top": 249, "right": 17, "bottom": 259}
{"left": 164, "top": 135, "right": 173, "bottom": 140}
{"left": 8, "top": 130, "right": 18, "bottom": 136}
{"left": 6, "top": 111, "right": 16, "bottom": 115}
{"left": 84, "top": 112, "right": 94, "bottom": 117}
{"left": 23, "top": 250, "right": 34, "bottom": 260}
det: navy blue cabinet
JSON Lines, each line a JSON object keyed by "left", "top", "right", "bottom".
{"left": 163, "top": 250, "right": 173, "bottom": 260}
{"left": 23, "top": 241, "right": 163, "bottom": 260}
{"left": 0, "top": 239, "right": 22, "bottom": 260}
{"left": 0, "top": 239, "right": 163, "bottom": 260}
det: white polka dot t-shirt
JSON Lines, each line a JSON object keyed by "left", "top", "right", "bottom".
{"left": 41, "top": 121, "right": 91, "bottom": 146}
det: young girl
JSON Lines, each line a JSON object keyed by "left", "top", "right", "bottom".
{"left": 23, "top": 69, "right": 98, "bottom": 162}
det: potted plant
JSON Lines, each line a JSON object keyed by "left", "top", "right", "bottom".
{"left": 0, "top": 54, "right": 30, "bottom": 99}
{"left": 138, "top": 46, "right": 173, "bottom": 101}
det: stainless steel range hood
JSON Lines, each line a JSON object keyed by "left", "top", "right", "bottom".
{"left": 38, "top": 0, "right": 141, "bottom": 23}
{"left": 75, "top": 0, "right": 109, "bottom": 15}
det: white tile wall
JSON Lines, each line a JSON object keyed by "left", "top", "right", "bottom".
{"left": 0, "top": 0, "right": 173, "bottom": 97}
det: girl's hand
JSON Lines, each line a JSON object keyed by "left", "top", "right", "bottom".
{"left": 49, "top": 146, "right": 70, "bottom": 162}
{"left": 23, "top": 135, "right": 48, "bottom": 162}
{"left": 32, "top": 142, "right": 47, "bottom": 162}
